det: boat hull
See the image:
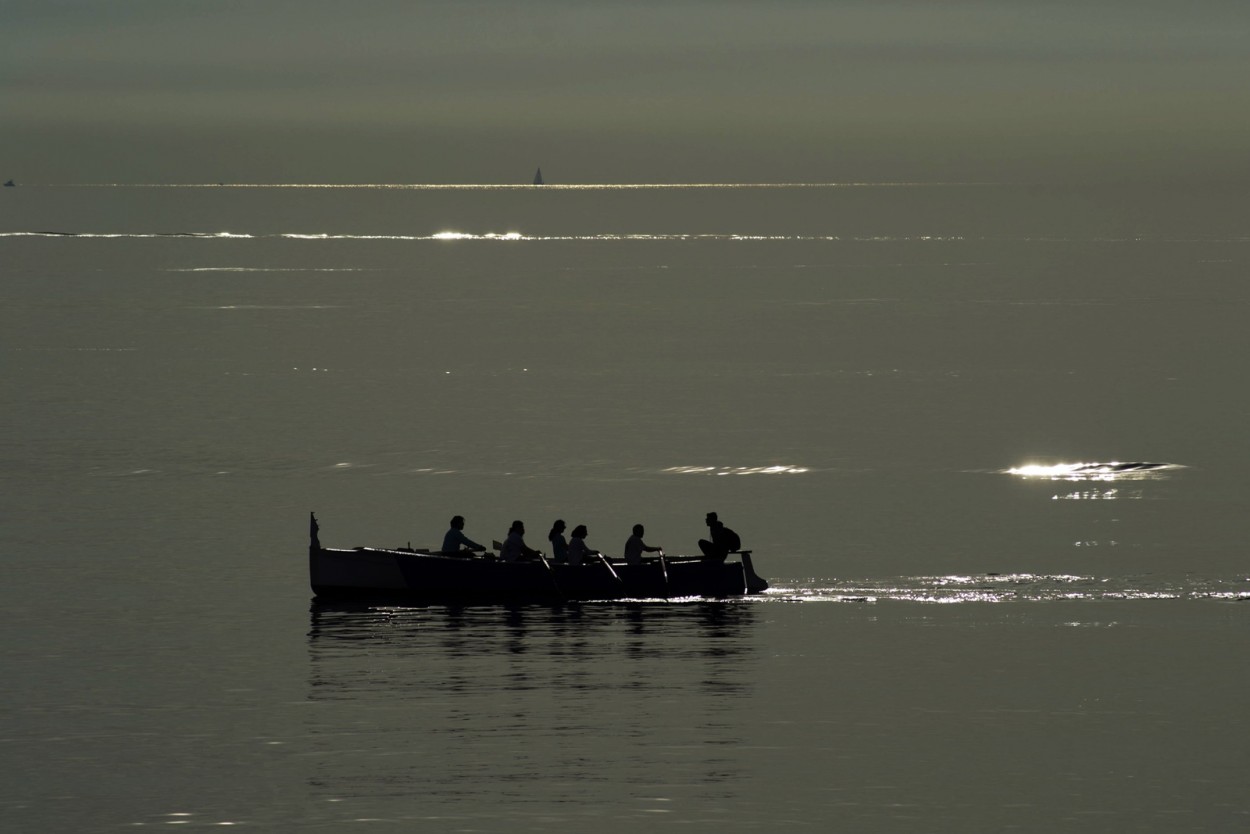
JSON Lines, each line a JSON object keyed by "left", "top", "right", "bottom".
{"left": 310, "top": 546, "right": 765, "bottom": 603}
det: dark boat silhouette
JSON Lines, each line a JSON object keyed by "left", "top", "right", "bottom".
{"left": 533, "top": 167, "right": 543, "bottom": 185}
{"left": 2, "top": 180, "right": 14, "bottom": 187}
{"left": 308, "top": 513, "right": 768, "bottom": 603}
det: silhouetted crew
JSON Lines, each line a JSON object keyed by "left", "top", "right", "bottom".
{"left": 567, "top": 524, "right": 601, "bottom": 566}
{"left": 441, "top": 515, "right": 485, "bottom": 555}
{"left": 698, "top": 512, "right": 741, "bottom": 562}
{"left": 623, "top": 523, "right": 663, "bottom": 567}
{"left": 548, "top": 519, "right": 569, "bottom": 564}
{"left": 501, "top": 520, "right": 542, "bottom": 562}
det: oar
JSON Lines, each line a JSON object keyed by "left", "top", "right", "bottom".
{"left": 496, "top": 539, "right": 563, "bottom": 598}
{"left": 597, "top": 552, "right": 622, "bottom": 585}
{"left": 536, "top": 551, "right": 564, "bottom": 598}
{"left": 657, "top": 550, "right": 671, "bottom": 598}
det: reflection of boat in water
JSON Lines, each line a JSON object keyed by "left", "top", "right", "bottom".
{"left": 304, "top": 594, "right": 760, "bottom": 815}
{"left": 308, "top": 513, "right": 768, "bottom": 602}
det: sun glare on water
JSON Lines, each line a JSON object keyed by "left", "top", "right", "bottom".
{"left": 1010, "top": 463, "right": 1096, "bottom": 478}
{"left": 432, "top": 230, "right": 523, "bottom": 240}
{"left": 663, "top": 465, "right": 810, "bottom": 476}
{"left": 1007, "top": 461, "right": 1179, "bottom": 481}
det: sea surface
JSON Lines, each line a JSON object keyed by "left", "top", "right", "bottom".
{"left": 2, "top": 181, "right": 1248, "bottom": 831}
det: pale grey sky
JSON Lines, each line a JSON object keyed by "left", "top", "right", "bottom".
{"left": 4, "top": 1, "right": 1248, "bottom": 182}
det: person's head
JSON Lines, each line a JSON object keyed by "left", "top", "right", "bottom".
{"left": 549, "top": 519, "right": 565, "bottom": 539}
{"left": 450, "top": 515, "right": 465, "bottom": 530}
{"left": 632, "top": 523, "right": 644, "bottom": 536}
{"left": 571, "top": 524, "right": 588, "bottom": 538}
{"left": 705, "top": 511, "right": 718, "bottom": 527}
{"left": 510, "top": 520, "right": 525, "bottom": 534}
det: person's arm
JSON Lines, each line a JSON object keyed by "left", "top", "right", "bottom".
{"left": 449, "top": 530, "right": 484, "bottom": 552}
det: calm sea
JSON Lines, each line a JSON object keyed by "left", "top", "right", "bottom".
{"left": 2, "top": 182, "right": 1247, "bottom": 831}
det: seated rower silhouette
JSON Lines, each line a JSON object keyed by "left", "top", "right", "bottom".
{"left": 500, "top": 520, "right": 543, "bottom": 562}
{"left": 548, "top": 519, "right": 569, "bottom": 564}
{"left": 623, "top": 523, "right": 663, "bottom": 567}
{"left": 567, "top": 525, "right": 601, "bottom": 566}
{"left": 698, "top": 511, "right": 741, "bottom": 563}
{"left": 441, "top": 515, "right": 486, "bottom": 555}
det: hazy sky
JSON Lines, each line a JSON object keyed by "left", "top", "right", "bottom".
{"left": 4, "top": 0, "right": 1249, "bottom": 183}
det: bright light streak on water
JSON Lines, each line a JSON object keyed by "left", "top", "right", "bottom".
{"left": 0, "top": 231, "right": 969, "bottom": 243}
{"left": 663, "top": 465, "right": 810, "bottom": 475}
{"left": 431, "top": 230, "right": 524, "bottom": 240}
{"left": 1007, "top": 462, "right": 1182, "bottom": 481}
{"left": 1052, "top": 488, "right": 1121, "bottom": 500}
{"left": 166, "top": 267, "right": 370, "bottom": 272}
{"left": 44, "top": 181, "right": 999, "bottom": 190}
{"left": 769, "top": 574, "right": 1250, "bottom": 603}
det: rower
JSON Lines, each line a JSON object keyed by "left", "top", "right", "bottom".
{"left": 623, "top": 523, "right": 663, "bottom": 567}
{"left": 698, "top": 511, "right": 740, "bottom": 563}
{"left": 567, "top": 525, "right": 601, "bottom": 566}
{"left": 441, "top": 515, "right": 486, "bottom": 555}
{"left": 500, "top": 520, "right": 542, "bottom": 562}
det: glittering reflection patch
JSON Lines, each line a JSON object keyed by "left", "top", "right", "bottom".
{"left": 1006, "top": 461, "right": 1182, "bottom": 481}
{"left": 765, "top": 573, "right": 1249, "bottom": 604}
{"left": 663, "top": 465, "right": 810, "bottom": 476}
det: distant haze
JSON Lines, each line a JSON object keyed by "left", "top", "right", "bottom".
{"left": 4, "top": 0, "right": 1249, "bottom": 183}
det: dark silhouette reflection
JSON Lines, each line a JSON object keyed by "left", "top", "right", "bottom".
{"left": 306, "top": 601, "right": 760, "bottom": 818}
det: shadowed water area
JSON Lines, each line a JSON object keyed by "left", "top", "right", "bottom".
{"left": 1, "top": 182, "right": 1247, "bottom": 831}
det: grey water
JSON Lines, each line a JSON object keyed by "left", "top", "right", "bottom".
{"left": 2, "top": 182, "right": 1248, "bottom": 831}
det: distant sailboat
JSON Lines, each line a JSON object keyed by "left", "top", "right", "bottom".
{"left": 2, "top": 179, "right": 14, "bottom": 187}
{"left": 533, "top": 167, "right": 543, "bottom": 185}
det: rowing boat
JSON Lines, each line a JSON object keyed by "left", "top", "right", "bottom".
{"left": 308, "top": 513, "right": 768, "bottom": 602}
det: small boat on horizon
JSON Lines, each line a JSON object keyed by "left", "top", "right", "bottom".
{"left": 533, "top": 167, "right": 543, "bottom": 185}
{"left": 2, "top": 180, "right": 14, "bottom": 187}
{"left": 308, "top": 513, "right": 769, "bottom": 603}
